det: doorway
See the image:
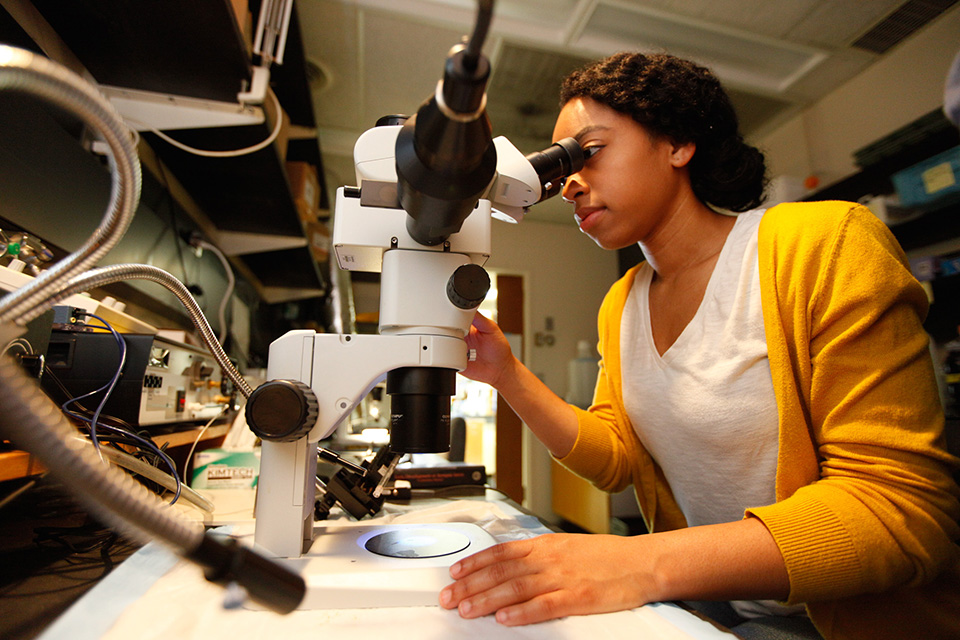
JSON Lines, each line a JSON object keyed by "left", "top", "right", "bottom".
{"left": 450, "top": 272, "right": 525, "bottom": 502}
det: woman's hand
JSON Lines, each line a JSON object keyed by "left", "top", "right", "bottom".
{"left": 439, "top": 519, "right": 791, "bottom": 627}
{"left": 461, "top": 312, "right": 517, "bottom": 388}
{"left": 438, "top": 533, "right": 658, "bottom": 626}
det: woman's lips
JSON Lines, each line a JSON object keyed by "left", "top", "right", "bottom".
{"left": 575, "top": 207, "right": 604, "bottom": 233}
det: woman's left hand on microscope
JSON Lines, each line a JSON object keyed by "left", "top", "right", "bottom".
{"left": 461, "top": 312, "right": 517, "bottom": 389}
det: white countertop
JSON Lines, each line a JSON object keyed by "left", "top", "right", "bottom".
{"left": 38, "top": 494, "right": 735, "bottom": 640}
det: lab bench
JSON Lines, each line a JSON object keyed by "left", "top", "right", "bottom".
{"left": 13, "top": 487, "right": 735, "bottom": 640}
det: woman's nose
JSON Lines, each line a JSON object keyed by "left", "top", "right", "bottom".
{"left": 561, "top": 173, "right": 586, "bottom": 203}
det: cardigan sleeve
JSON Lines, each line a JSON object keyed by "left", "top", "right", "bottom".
{"left": 557, "top": 271, "right": 639, "bottom": 494}
{"left": 748, "top": 203, "right": 960, "bottom": 604}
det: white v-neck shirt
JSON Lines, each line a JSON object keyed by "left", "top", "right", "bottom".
{"left": 621, "top": 208, "right": 778, "bottom": 528}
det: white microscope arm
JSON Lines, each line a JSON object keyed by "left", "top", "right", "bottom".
{"left": 252, "top": 329, "right": 468, "bottom": 558}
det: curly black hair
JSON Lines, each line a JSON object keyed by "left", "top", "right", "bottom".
{"left": 560, "top": 52, "right": 767, "bottom": 212}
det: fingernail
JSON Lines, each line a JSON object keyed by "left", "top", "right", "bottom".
{"left": 439, "top": 589, "right": 451, "bottom": 606}
{"left": 496, "top": 609, "right": 510, "bottom": 624}
{"left": 459, "top": 600, "right": 472, "bottom": 616}
{"left": 450, "top": 561, "right": 462, "bottom": 576}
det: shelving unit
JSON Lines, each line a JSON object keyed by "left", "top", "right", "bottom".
{"left": 9, "top": 0, "right": 331, "bottom": 305}
{"left": 805, "top": 108, "right": 960, "bottom": 343}
{"left": 0, "top": 1, "right": 328, "bottom": 480}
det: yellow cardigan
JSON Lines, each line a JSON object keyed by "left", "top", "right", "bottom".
{"left": 558, "top": 201, "right": 960, "bottom": 639}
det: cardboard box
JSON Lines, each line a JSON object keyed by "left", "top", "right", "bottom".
{"left": 305, "top": 220, "right": 331, "bottom": 263}
{"left": 287, "top": 161, "right": 321, "bottom": 223}
{"left": 192, "top": 448, "right": 260, "bottom": 489}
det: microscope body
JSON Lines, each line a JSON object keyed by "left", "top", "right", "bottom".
{"left": 253, "top": 124, "right": 494, "bottom": 558}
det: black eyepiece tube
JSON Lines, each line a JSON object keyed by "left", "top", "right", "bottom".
{"left": 524, "top": 137, "right": 585, "bottom": 203}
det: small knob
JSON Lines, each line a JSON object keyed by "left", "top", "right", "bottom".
{"left": 245, "top": 380, "right": 318, "bottom": 442}
{"left": 447, "top": 264, "right": 490, "bottom": 310}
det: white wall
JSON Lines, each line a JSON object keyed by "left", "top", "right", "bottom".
{"left": 486, "top": 218, "right": 620, "bottom": 519}
{"left": 758, "top": 4, "right": 960, "bottom": 190}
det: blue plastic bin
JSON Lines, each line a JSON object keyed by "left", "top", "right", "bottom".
{"left": 891, "top": 146, "right": 960, "bottom": 208}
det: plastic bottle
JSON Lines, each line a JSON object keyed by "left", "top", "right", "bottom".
{"left": 566, "top": 340, "right": 598, "bottom": 409}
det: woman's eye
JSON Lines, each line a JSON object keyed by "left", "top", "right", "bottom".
{"left": 583, "top": 145, "right": 603, "bottom": 160}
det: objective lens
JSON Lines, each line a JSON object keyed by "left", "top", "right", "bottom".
{"left": 387, "top": 367, "right": 457, "bottom": 453}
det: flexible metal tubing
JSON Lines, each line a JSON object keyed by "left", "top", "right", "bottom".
{"left": 28, "top": 263, "right": 254, "bottom": 398}
{"left": 0, "top": 339, "right": 205, "bottom": 551}
{"left": 0, "top": 45, "right": 141, "bottom": 325}
{"left": 0, "top": 46, "right": 201, "bottom": 556}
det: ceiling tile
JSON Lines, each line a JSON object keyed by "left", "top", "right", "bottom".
{"left": 298, "top": 0, "right": 364, "bottom": 131}
{"left": 577, "top": 3, "right": 827, "bottom": 92}
{"left": 785, "top": 0, "right": 905, "bottom": 48}
{"left": 609, "top": 0, "right": 822, "bottom": 39}
{"left": 360, "top": 9, "right": 469, "bottom": 126}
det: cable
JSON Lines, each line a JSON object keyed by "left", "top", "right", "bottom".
{"left": 1, "top": 336, "right": 33, "bottom": 356}
{"left": 67, "top": 415, "right": 183, "bottom": 502}
{"left": 87, "top": 438, "right": 213, "bottom": 513}
{"left": 72, "top": 313, "right": 126, "bottom": 460}
{"left": 0, "top": 476, "right": 41, "bottom": 511}
{"left": 127, "top": 91, "right": 283, "bottom": 159}
{"left": 193, "top": 240, "right": 234, "bottom": 345}
{"left": 49, "top": 347, "right": 185, "bottom": 506}
{"left": 463, "top": 0, "right": 495, "bottom": 69}
{"left": 182, "top": 406, "right": 228, "bottom": 486}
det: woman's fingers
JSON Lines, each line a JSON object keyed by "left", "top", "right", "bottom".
{"left": 440, "top": 533, "right": 653, "bottom": 626}
{"left": 439, "top": 539, "right": 536, "bottom": 613}
{"left": 451, "top": 537, "right": 534, "bottom": 579}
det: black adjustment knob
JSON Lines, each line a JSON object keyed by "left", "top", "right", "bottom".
{"left": 447, "top": 264, "right": 490, "bottom": 310}
{"left": 245, "top": 380, "right": 319, "bottom": 442}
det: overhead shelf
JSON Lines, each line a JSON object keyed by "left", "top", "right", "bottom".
{"left": 31, "top": 0, "right": 252, "bottom": 102}
{"left": 23, "top": 0, "right": 330, "bottom": 304}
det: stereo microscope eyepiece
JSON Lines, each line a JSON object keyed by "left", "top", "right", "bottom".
{"left": 524, "top": 137, "right": 586, "bottom": 203}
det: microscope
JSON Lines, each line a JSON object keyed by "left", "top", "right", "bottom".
{"left": 243, "top": 0, "right": 585, "bottom": 584}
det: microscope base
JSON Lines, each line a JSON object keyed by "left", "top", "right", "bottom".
{"left": 252, "top": 522, "right": 497, "bottom": 610}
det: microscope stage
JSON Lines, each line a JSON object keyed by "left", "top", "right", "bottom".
{"left": 284, "top": 522, "right": 498, "bottom": 610}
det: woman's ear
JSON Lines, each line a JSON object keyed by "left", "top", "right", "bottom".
{"left": 669, "top": 141, "right": 696, "bottom": 168}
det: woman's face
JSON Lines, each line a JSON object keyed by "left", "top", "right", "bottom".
{"left": 552, "top": 97, "right": 692, "bottom": 250}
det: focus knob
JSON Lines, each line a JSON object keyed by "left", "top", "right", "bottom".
{"left": 447, "top": 263, "right": 490, "bottom": 310}
{"left": 245, "top": 380, "right": 318, "bottom": 442}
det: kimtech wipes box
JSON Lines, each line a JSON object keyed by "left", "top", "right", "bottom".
{"left": 191, "top": 449, "right": 260, "bottom": 489}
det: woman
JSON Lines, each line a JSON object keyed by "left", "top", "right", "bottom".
{"left": 438, "top": 52, "right": 960, "bottom": 640}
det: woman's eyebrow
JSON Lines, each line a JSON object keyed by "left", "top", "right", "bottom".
{"left": 573, "top": 125, "right": 610, "bottom": 143}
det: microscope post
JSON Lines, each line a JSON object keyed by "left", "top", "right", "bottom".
{"left": 252, "top": 330, "right": 469, "bottom": 557}
{"left": 256, "top": 439, "right": 316, "bottom": 557}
